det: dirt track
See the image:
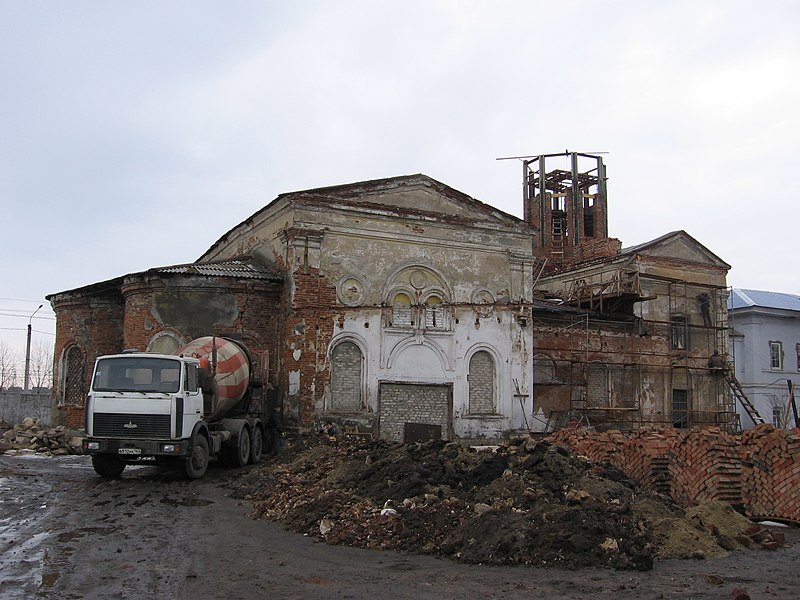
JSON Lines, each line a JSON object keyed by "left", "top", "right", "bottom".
{"left": 0, "top": 450, "right": 798, "bottom": 599}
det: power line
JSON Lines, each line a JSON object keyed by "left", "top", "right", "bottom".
{"left": 0, "top": 327, "right": 55, "bottom": 336}
{"left": 0, "top": 297, "right": 48, "bottom": 303}
{"left": 0, "top": 312, "right": 55, "bottom": 320}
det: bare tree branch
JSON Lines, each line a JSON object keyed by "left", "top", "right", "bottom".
{"left": 0, "top": 341, "right": 20, "bottom": 390}
{"left": 30, "top": 340, "right": 54, "bottom": 390}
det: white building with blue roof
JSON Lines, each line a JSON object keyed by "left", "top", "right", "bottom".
{"left": 728, "top": 288, "right": 800, "bottom": 428}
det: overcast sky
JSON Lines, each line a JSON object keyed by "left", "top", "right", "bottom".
{"left": 2, "top": 0, "right": 798, "bottom": 369}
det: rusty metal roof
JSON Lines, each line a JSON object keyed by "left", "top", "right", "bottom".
{"left": 154, "top": 258, "right": 282, "bottom": 282}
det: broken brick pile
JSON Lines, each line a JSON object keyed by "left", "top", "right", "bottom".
{"left": 0, "top": 417, "right": 83, "bottom": 455}
{"left": 549, "top": 425, "right": 800, "bottom": 522}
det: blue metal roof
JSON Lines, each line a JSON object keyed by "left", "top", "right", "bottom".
{"left": 729, "top": 288, "right": 800, "bottom": 312}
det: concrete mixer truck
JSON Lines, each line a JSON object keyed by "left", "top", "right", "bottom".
{"left": 82, "top": 336, "right": 278, "bottom": 479}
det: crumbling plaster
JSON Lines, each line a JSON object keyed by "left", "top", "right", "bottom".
{"left": 198, "top": 181, "right": 536, "bottom": 436}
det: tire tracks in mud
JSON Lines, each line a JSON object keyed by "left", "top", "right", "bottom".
{"left": 0, "top": 454, "right": 220, "bottom": 599}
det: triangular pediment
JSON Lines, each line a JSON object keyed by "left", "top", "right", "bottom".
{"left": 621, "top": 230, "right": 730, "bottom": 269}
{"left": 201, "top": 174, "right": 534, "bottom": 260}
{"left": 284, "top": 174, "right": 524, "bottom": 227}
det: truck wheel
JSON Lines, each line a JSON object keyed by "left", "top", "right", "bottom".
{"left": 234, "top": 427, "right": 251, "bottom": 467}
{"left": 182, "top": 434, "right": 209, "bottom": 480}
{"left": 250, "top": 426, "right": 263, "bottom": 465}
{"left": 91, "top": 454, "right": 126, "bottom": 478}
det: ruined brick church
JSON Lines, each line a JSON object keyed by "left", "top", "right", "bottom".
{"left": 48, "top": 153, "right": 735, "bottom": 439}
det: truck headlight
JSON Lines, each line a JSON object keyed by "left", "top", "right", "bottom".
{"left": 161, "top": 443, "right": 178, "bottom": 453}
{"left": 84, "top": 441, "right": 100, "bottom": 451}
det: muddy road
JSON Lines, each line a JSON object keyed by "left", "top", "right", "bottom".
{"left": 0, "top": 451, "right": 798, "bottom": 600}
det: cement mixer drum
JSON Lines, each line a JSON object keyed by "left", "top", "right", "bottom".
{"left": 179, "top": 336, "right": 251, "bottom": 420}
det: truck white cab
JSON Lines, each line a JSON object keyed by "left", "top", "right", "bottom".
{"left": 83, "top": 337, "right": 274, "bottom": 479}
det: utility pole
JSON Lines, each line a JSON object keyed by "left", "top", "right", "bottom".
{"left": 24, "top": 304, "right": 43, "bottom": 390}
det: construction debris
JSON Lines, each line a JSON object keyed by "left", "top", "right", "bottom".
{"left": 0, "top": 417, "right": 83, "bottom": 455}
{"left": 228, "top": 434, "right": 785, "bottom": 571}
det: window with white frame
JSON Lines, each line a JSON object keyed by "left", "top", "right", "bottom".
{"left": 669, "top": 315, "right": 688, "bottom": 350}
{"left": 772, "top": 405, "right": 784, "bottom": 428}
{"left": 770, "top": 341, "right": 783, "bottom": 370}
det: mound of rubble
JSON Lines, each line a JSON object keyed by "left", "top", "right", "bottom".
{"left": 0, "top": 417, "right": 83, "bottom": 455}
{"left": 229, "top": 435, "right": 778, "bottom": 571}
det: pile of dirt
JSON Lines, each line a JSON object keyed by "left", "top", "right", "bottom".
{"left": 228, "top": 435, "right": 772, "bottom": 571}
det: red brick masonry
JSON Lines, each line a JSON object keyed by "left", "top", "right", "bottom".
{"left": 549, "top": 425, "right": 800, "bottom": 522}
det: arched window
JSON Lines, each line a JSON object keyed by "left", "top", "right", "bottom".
{"left": 61, "top": 345, "right": 86, "bottom": 407}
{"left": 533, "top": 354, "right": 557, "bottom": 384}
{"left": 424, "top": 295, "right": 444, "bottom": 330}
{"left": 391, "top": 293, "right": 413, "bottom": 328}
{"left": 383, "top": 266, "right": 452, "bottom": 332}
{"left": 468, "top": 351, "right": 495, "bottom": 414}
{"left": 330, "top": 341, "right": 363, "bottom": 412}
{"left": 147, "top": 332, "right": 182, "bottom": 355}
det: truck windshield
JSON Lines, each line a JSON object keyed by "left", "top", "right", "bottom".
{"left": 93, "top": 357, "right": 181, "bottom": 393}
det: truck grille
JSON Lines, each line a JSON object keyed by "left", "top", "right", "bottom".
{"left": 93, "top": 413, "right": 171, "bottom": 439}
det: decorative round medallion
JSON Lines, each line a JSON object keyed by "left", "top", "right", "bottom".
{"left": 338, "top": 277, "right": 364, "bottom": 306}
{"left": 471, "top": 289, "right": 495, "bottom": 317}
{"left": 410, "top": 269, "right": 428, "bottom": 290}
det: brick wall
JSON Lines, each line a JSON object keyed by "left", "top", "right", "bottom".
{"left": 549, "top": 425, "right": 800, "bottom": 521}
{"left": 50, "top": 293, "right": 125, "bottom": 428}
{"left": 50, "top": 275, "right": 283, "bottom": 429}
{"left": 379, "top": 383, "right": 451, "bottom": 442}
{"left": 282, "top": 268, "right": 338, "bottom": 425}
{"left": 574, "top": 237, "right": 622, "bottom": 262}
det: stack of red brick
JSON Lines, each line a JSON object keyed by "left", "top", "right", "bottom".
{"left": 739, "top": 426, "right": 800, "bottom": 520}
{"left": 670, "top": 427, "right": 742, "bottom": 507}
{"left": 549, "top": 425, "right": 800, "bottom": 522}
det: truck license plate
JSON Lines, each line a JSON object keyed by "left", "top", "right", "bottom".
{"left": 118, "top": 448, "right": 142, "bottom": 455}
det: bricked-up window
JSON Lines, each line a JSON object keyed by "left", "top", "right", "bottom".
{"left": 424, "top": 295, "right": 444, "bottom": 329}
{"left": 468, "top": 351, "right": 496, "bottom": 414}
{"left": 391, "top": 293, "right": 412, "bottom": 328}
{"left": 669, "top": 315, "right": 688, "bottom": 350}
{"left": 330, "top": 341, "right": 363, "bottom": 412}
{"left": 533, "top": 354, "right": 556, "bottom": 384}
{"left": 587, "top": 364, "right": 609, "bottom": 405}
{"left": 147, "top": 332, "right": 181, "bottom": 355}
{"left": 770, "top": 341, "right": 783, "bottom": 370}
{"left": 61, "top": 345, "right": 86, "bottom": 406}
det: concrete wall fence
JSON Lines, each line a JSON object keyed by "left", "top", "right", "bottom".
{"left": 549, "top": 425, "right": 800, "bottom": 523}
{"left": 0, "top": 390, "right": 51, "bottom": 426}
